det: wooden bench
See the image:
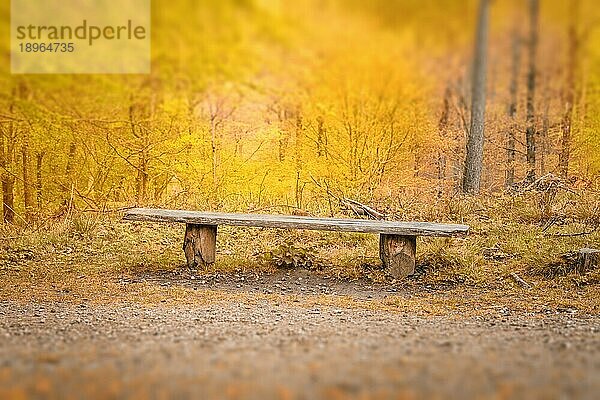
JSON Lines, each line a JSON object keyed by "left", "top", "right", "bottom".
{"left": 123, "top": 208, "right": 469, "bottom": 278}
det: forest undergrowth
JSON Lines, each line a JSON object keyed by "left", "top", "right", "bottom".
{"left": 1, "top": 179, "right": 599, "bottom": 313}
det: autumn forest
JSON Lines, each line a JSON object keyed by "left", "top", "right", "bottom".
{"left": 0, "top": 0, "right": 598, "bottom": 222}
{"left": 1, "top": 1, "right": 600, "bottom": 398}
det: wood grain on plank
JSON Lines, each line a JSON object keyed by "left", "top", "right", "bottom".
{"left": 123, "top": 208, "right": 469, "bottom": 237}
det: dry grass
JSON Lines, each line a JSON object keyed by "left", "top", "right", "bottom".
{"left": 1, "top": 186, "right": 599, "bottom": 313}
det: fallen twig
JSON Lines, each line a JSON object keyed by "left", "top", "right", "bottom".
{"left": 549, "top": 224, "right": 599, "bottom": 237}
{"left": 342, "top": 198, "right": 385, "bottom": 220}
{"left": 509, "top": 272, "right": 531, "bottom": 289}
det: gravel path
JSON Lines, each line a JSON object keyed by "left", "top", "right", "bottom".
{"left": 1, "top": 296, "right": 599, "bottom": 399}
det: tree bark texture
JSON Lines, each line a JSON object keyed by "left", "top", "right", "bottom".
{"left": 462, "top": 0, "right": 490, "bottom": 194}
{"left": 525, "top": 0, "right": 539, "bottom": 182}
{"left": 183, "top": 224, "right": 217, "bottom": 270}
{"left": 506, "top": 30, "right": 521, "bottom": 188}
{"left": 379, "top": 234, "right": 416, "bottom": 278}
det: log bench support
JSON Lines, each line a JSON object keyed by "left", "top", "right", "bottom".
{"left": 379, "top": 234, "right": 416, "bottom": 278}
{"left": 577, "top": 248, "right": 599, "bottom": 273}
{"left": 183, "top": 224, "right": 217, "bottom": 269}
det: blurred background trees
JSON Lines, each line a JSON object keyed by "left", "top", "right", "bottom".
{"left": 0, "top": 0, "right": 599, "bottom": 222}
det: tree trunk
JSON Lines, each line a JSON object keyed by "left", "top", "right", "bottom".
{"left": 540, "top": 99, "right": 550, "bottom": 176}
{"left": 21, "top": 142, "right": 34, "bottom": 220}
{"left": 0, "top": 126, "right": 4, "bottom": 220}
{"left": 559, "top": 1, "right": 579, "bottom": 179}
{"left": 1, "top": 120, "right": 16, "bottom": 224}
{"left": 0, "top": 95, "right": 17, "bottom": 223}
{"left": 506, "top": 30, "right": 521, "bottom": 188}
{"left": 136, "top": 152, "right": 148, "bottom": 205}
{"left": 525, "top": 0, "right": 539, "bottom": 182}
{"left": 438, "top": 86, "right": 451, "bottom": 196}
{"left": 277, "top": 107, "right": 290, "bottom": 162}
{"left": 295, "top": 112, "right": 303, "bottom": 170}
{"left": 2, "top": 174, "right": 14, "bottom": 224}
{"left": 462, "top": 0, "right": 490, "bottom": 194}
{"left": 62, "top": 142, "right": 76, "bottom": 210}
{"left": 129, "top": 99, "right": 148, "bottom": 205}
{"left": 0, "top": 128, "right": 5, "bottom": 222}
{"left": 36, "top": 152, "right": 44, "bottom": 210}
{"left": 316, "top": 116, "right": 325, "bottom": 158}
{"left": 210, "top": 117, "right": 217, "bottom": 189}
{"left": 294, "top": 112, "right": 303, "bottom": 208}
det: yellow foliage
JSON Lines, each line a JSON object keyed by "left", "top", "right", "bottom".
{"left": 0, "top": 0, "right": 598, "bottom": 217}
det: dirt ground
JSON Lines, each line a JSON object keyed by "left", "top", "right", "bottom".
{"left": 0, "top": 269, "right": 599, "bottom": 400}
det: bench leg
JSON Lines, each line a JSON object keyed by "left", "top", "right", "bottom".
{"left": 183, "top": 224, "right": 217, "bottom": 270}
{"left": 379, "top": 234, "right": 416, "bottom": 278}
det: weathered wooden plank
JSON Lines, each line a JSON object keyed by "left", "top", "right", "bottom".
{"left": 123, "top": 208, "right": 469, "bottom": 237}
{"left": 379, "top": 234, "right": 416, "bottom": 278}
